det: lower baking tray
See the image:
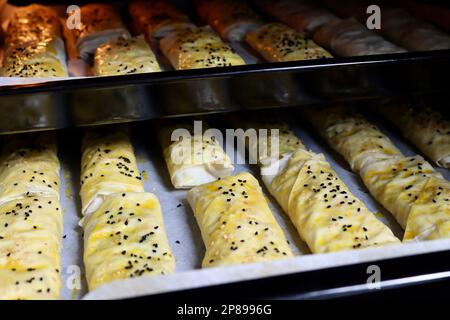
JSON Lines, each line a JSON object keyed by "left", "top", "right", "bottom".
{"left": 53, "top": 106, "right": 450, "bottom": 300}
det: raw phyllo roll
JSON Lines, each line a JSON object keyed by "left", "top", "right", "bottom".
{"left": 245, "top": 23, "right": 332, "bottom": 62}
{"left": 160, "top": 26, "right": 245, "bottom": 70}
{"left": 0, "top": 134, "right": 60, "bottom": 206}
{"left": 308, "top": 107, "right": 450, "bottom": 241}
{"left": 243, "top": 120, "right": 399, "bottom": 252}
{"left": 359, "top": 155, "right": 449, "bottom": 240}
{"left": 1, "top": 5, "right": 68, "bottom": 77}
{"left": 187, "top": 172, "right": 293, "bottom": 267}
{"left": 129, "top": 0, "right": 194, "bottom": 39}
{"left": 196, "top": 0, "right": 262, "bottom": 41}
{"left": 159, "top": 122, "right": 234, "bottom": 189}
{"left": 252, "top": 0, "right": 339, "bottom": 34}
{"left": 378, "top": 101, "right": 450, "bottom": 168}
{"left": 0, "top": 196, "right": 63, "bottom": 299}
{"left": 312, "top": 19, "right": 406, "bottom": 57}
{"left": 80, "top": 130, "right": 144, "bottom": 216}
{"left": 380, "top": 8, "right": 450, "bottom": 51}
{"left": 265, "top": 148, "right": 400, "bottom": 252}
{"left": 82, "top": 192, "right": 175, "bottom": 291}
{"left": 307, "top": 106, "right": 403, "bottom": 173}
{"left": 93, "top": 35, "right": 161, "bottom": 76}
{"left": 73, "top": 3, "right": 130, "bottom": 60}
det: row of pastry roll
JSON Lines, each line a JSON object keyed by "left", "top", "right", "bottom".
{"left": 67, "top": 3, "right": 165, "bottom": 76}
{"left": 130, "top": 0, "right": 332, "bottom": 69}
{"left": 194, "top": 0, "right": 333, "bottom": 63}
{"left": 253, "top": 0, "right": 403, "bottom": 56}
{"left": 234, "top": 118, "right": 400, "bottom": 253}
{"left": 70, "top": 3, "right": 130, "bottom": 61}
{"left": 324, "top": 0, "right": 450, "bottom": 51}
{"left": 70, "top": 3, "right": 163, "bottom": 77}
{"left": 128, "top": 0, "right": 247, "bottom": 69}
{"left": 0, "top": 134, "right": 63, "bottom": 299}
{"left": 79, "top": 129, "right": 174, "bottom": 291}
{"left": 158, "top": 121, "right": 294, "bottom": 266}
{"left": 253, "top": 0, "right": 405, "bottom": 57}
{"left": 1, "top": 4, "right": 68, "bottom": 77}
{"left": 306, "top": 106, "right": 450, "bottom": 241}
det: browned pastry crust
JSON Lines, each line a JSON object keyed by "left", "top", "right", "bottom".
{"left": 128, "top": 0, "right": 193, "bottom": 39}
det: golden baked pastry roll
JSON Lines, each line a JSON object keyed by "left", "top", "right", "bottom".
{"left": 187, "top": 172, "right": 293, "bottom": 267}
{"left": 4, "top": 4, "right": 62, "bottom": 51}
{"left": 160, "top": 26, "right": 245, "bottom": 70}
{"left": 246, "top": 23, "right": 332, "bottom": 62}
{"left": 73, "top": 4, "right": 130, "bottom": 60}
{"left": 307, "top": 105, "right": 403, "bottom": 173}
{"left": 1, "top": 5, "right": 68, "bottom": 77}
{"left": 196, "top": 0, "right": 262, "bottom": 41}
{"left": 379, "top": 101, "right": 450, "bottom": 168}
{"left": 0, "top": 134, "right": 60, "bottom": 206}
{"left": 1, "top": 40, "right": 68, "bottom": 77}
{"left": 308, "top": 106, "right": 450, "bottom": 241}
{"left": 80, "top": 130, "right": 144, "bottom": 216}
{"left": 83, "top": 192, "right": 175, "bottom": 291}
{"left": 129, "top": 0, "right": 194, "bottom": 39}
{"left": 159, "top": 122, "right": 234, "bottom": 189}
{"left": 252, "top": 0, "right": 339, "bottom": 34}
{"left": 313, "top": 19, "right": 406, "bottom": 57}
{"left": 242, "top": 120, "right": 399, "bottom": 252}
{"left": 93, "top": 36, "right": 161, "bottom": 76}
{"left": 0, "top": 196, "right": 63, "bottom": 299}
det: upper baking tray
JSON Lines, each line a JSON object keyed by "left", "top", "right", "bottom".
{"left": 1, "top": 49, "right": 450, "bottom": 135}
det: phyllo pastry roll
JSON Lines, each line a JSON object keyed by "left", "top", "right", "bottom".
{"left": 0, "top": 196, "right": 63, "bottom": 299}
{"left": 359, "top": 155, "right": 449, "bottom": 240}
{"left": 308, "top": 106, "right": 450, "bottom": 241}
{"left": 83, "top": 192, "right": 175, "bottom": 291}
{"left": 160, "top": 26, "right": 245, "bottom": 70}
{"left": 4, "top": 4, "right": 62, "bottom": 51}
{"left": 244, "top": 120, "right": 399, "bottom": 252}
{"left": 252, "top": 0, "right": 339, "bottom": 34}
{"left": 196, "top": 0, "right": 262, "bottom": 41}
{"left": 80, "top": 130, "right": 144, "bottom": 216}
{"left": 73, "top": 4, "right": 130, "bottom": 60}
{"left": 93, "top": 35, "right": 161, "bottom": 76}
{"left": 129, "top": 0, "right": 194, "bottom": 39}
{"left": 379, "top": 101, "right": 450, "bottom": 168}
{"left": 246, "top": 23, "right": 332, "bottom": 62}
{"left": 313, "top": 19, "right": 406, "bottom": 57}
{"left": 380, "top": 8, "right": 450, "bottom": 51}
{"left": 307, "top": 106, "right": 402, "bottom": 173}
{"left": 159, "top": 122, "right": 234, "bottom": 189}
{"left": 235, "top": 118, "right": 304, "bottom": 167}
{"left": 1, "top": 40, "right": 68, "bottom": 77}
{"left": 1, "top": 5, "right": 68, "bottom": 77}
{"left": 0, "top": 134, "right": 60, "bottom": 206}
{"left": 187, "top": 172, "right": 293, "bottom": 267}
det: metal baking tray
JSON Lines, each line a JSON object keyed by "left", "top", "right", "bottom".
{"left": 48, "top": 105, "right": 450, "bottom": 300}
{"left": 1, "top": 0, "right": 450, "bottom": 134}
{"left": 1, "top": 50, "right": 450, "bottom": 135}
